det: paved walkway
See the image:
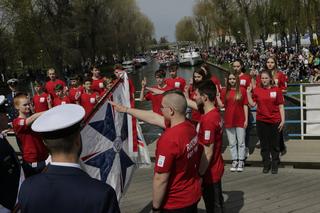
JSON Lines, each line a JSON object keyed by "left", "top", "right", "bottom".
{"left": 120, "top": 165, "right": 320, "bottom": 213}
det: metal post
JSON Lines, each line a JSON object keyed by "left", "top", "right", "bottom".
{"left": 300, "top": 84, "right": 304, "bottom": 140}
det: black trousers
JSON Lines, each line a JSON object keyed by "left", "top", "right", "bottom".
{"left": 202, "top": 181, "right": 224, "bottom": 213}
{"left": 161, "top": 202, "right": 198, "bottom": 213}
{"left": 256, "top": 121, "right": 280, "bottom": 164}
{"left": 245, "top": 111, "right": 254, "bottom": 148}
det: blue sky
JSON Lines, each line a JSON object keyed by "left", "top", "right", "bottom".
{"left": 136, "top": 0, "right": 196, "bottom": 42}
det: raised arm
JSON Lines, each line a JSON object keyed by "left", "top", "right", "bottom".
{"left": 139, "top": 77, "right": 147, "bottom": 101}
{"left": 109, "top": 101, "right": 165, "bottom": 128}
{"left": 246, "top": 86, "right": 256, "bottom": 108}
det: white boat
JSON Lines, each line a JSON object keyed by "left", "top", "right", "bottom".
{"left": 133, "top": 57, "right": 148, "bottom": 65}
{"left": 178, "top": 48, "right": 203, "bottom": 66}
{"left": 122, "top": 60, "right": 134, "bottom": 73}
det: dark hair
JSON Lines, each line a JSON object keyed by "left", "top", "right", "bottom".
{"left": 196, "top": 80, "right": 217, "bottom": 102}
{"left": 233, "top": 59, "right": 246, "bottom": 73}
{"left": 90, "top": 64, "right": 100, "bottom": 71}
{"left": 44, "top": 131, "right": 79, "bottom": 154}
{"left": 200, "top": 63, "right": 211, "bottom": 78}
{"left": 193, "top": 68, "right": 208, "bottom": 85}
{"left": 114, "top": 64, "right": 123, "bottom": 70}
{"left": 83, "top": 77, "right": 92, "bottom": 83}
{"left": 155, "top": 69, "right": 166, "bottom": 78}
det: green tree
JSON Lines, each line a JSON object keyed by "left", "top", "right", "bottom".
{"left": 175, "top": 16, "right": 198, "bottom": 42}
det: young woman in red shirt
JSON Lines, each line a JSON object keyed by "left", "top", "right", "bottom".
{"left": 247, "top": 70, "right": 285, "bottom": 174}
{"left": 185, "top": 68, "right": 209, "bottom": 124}
{"left": 217, "top": 72, "right": 248, "bottom": 172}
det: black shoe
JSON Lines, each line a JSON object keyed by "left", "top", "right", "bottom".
{"left": 280, "top": 148, "right": 287, "bottom": 156}
{"left": 271, "top": 162, "right": 279, "bottom": 174}
{"left": 263, "top": 164, "right": 271, "bottom": 173}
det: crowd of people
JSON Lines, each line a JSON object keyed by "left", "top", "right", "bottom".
{"left": 209, "top": 45, "right": 320, "bottom": 83}
{"left": 0, "top": 50, "right": 300, "bottom": 212}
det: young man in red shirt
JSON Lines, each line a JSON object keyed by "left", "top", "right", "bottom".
{"left": 68, "top": 75, "right": 84, "bottom": 104}
{"left": 186, "top": 80, "right": 224, "bottom": 212}
{"left": 111, "top": 90, "right": 201, "bottom": 212}
{"left": 91, "top": 65, "right": 106, "bottom": 95}
{"left": 79, "top": 78, "right": 100, "bottom": 119}
{"left": 32, "top": 80, "right": 52, "bottom": 113}
{"left": 165, "top": 65, "right": 186, "bottom": 92}
{"left": 45, "top": 68, "right": 66, "bottom": 99}
{"left": 139, "top": 69, "right": 172, "bottom": 115}
{"left": 13, "top": 93, "right": 48, "bottom": 177}
{"left": 53, "top": 84, "right": 71, "bottom": 107}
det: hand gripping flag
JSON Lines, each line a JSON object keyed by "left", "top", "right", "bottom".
{"left": 80, "top": 72, "right": 151, "bottom": 200}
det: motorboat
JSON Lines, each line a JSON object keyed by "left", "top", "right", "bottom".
{"left": 178, "top": 48, "right": 203, "bottom": 66}
{"left": 122, "top": 60, "right": 134, "bottom": 73}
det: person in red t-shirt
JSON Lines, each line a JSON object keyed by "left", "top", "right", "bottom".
{"left": 32, "top": 80, "right": 52, "bottom": 113}
{"left": 90, "top": 65, "right": 106, "bottom": 95}
{"left": 139, "top": 69, "right": 172, "bottom": 115}
{"left": 12, "top": 93, "right": 48, "bottom": 177}
{"left": 186, "top": 80, "right": 224, "bottom": 212}
{"left": 53, "top": 84, "right": 71, "bottom": 107}
{"left": 165, "top": 65, "right": 186, "bottom": 92}
{"left": 247, "top": 70, "right": 285, "bottom": 174}
{"left": 45, "top": 68, "right": 66, "bottom": 99}
{"left": 68, "top": 75, "right": 84, "bottom": 104}
{"left": 200, "top": 64, "right": 222, "bottom": 94}
{"left": 232, "top": 59, "right": 252, "bottom": 158}
{"left": 251, "top": 57, "right": 288, "bottom": 155}
{"left": 185, "top": 68, "right": 209, "bottom": 124}
{"left": 111, "top": 90, "right": 201, "bottom": 212}
{"left": 80, "top": 78, "right": 100, "bottom": 119}
{"left": 217, "top": 72, "right": 248, "bottom": 172}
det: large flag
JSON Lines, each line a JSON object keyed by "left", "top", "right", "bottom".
{"left": 80, "top": 72, "right": 151, "bottom": 200}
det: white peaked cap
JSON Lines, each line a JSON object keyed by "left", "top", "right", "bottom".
{"left": 32, "top": 104, "right": 85, "bottom": 139}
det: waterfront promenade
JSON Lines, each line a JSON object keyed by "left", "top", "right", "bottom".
{"left": 120, "top": 139, "right": 320, "bottom": 212}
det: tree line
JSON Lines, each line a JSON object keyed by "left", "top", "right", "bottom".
{"left": 0, "top": 0, "right": 154, "bottom": 74}
{"left": 176, "top": 0, "right": 320, "bottom": 50}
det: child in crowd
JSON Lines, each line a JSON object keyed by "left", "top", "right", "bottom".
{"left": 80, "top": 78, "right": 100, "bottom": 119}
{"left": 68, "top": 75, "right": 84, "bottom": 104}
{"left": 12, "top": 93, "right": 48, "bottom": 177}
{"left": 53, "top": 84, "right": 70, "bottom": 107}
{"left": 33, "top": 80, "right": 52, "bottom": 113}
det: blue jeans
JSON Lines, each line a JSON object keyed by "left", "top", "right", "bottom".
{"left": 226, "top": 127, "right": 246, "bottom": 161}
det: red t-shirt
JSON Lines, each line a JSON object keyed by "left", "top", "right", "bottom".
{"left": 69, "top": 86, "right": 84, "bottom": 103}
{"left": 197, "top": 108, "right": 224, "bottom": 184}
{"left": 33, "top": 92, "right": 50, "bottom": 113}
{"left": 253, "top": 87, "right": 284, "bottom": 123}
{"left": 80, "top": 92, "right": 99, "bottom": 119}
{"left": 13, "top": 117, "right": 48, "bottom": 163}
{"left": 53, "top": 96, "right": 71, "bottom": 107}
{"left": 155, "top": 121, "right": 201, "bottom": 210}
{"left": 91, "top": 78, "right": 105, "bottom": 95}
{"left": 188, "top": 85, "right": 201, "bottom": 123}
{"left": 239, "top": 73, "right": 252, "bottom": 89}
{"left": 145, "top": 84, "right": 172, "bottom": 115}
{"left": 45, "top": 79, "right": 66, "bottom": 98}
{"left": 210, "top": 75, "right": 222, "bottom": 93}
{"left": 221, "top": 88, "right": 248, "bottom": 128}
{"left": 256, "top": 71, "right": 287, "bottom": 91}
{"left": 165, "top": 77, "right": 186, "bottom": 92}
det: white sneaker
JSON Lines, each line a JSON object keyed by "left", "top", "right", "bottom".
{"left": 230, "top": 161, "right": 238, "bottom": 172}
{"left": 237, "top": 161, "right": 244, "bottom": 172}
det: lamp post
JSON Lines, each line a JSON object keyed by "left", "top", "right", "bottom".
{"left": 273, "top": 22, "right": 278, "bottom": 48}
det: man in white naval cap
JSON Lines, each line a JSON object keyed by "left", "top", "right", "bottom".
{"left": 18, "top": 104, "right": 120, "bottom": 213}
{"left": 5, "top": 78, "right": 19, "bottom": 125}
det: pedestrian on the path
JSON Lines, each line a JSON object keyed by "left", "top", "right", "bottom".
{"left": 247, "top": 70, "right": 285, "bottom": 174}
{"left": 217, "top": 72, "right": 248, "bottom": 172}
